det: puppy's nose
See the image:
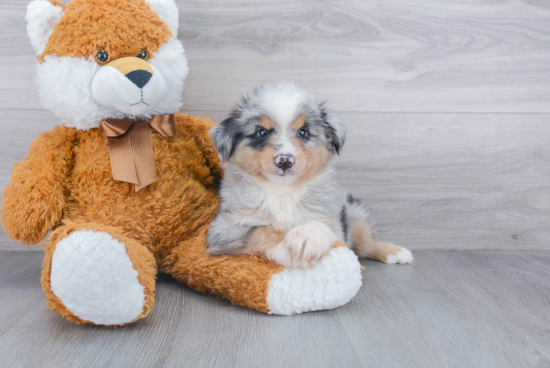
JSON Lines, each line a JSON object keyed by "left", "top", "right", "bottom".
{"left": 274, "top": 155, "right": 295, "bottom": 170}
{"left": 125, "top": 70, "right": 152, "bottom": 89}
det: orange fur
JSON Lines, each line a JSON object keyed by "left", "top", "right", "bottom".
{"left": 2, "top": 114, "right": 291, "bottom": 324}
{"left": 39, "top": 0, "right": 172, "bottom": 62}
{"left": 160, "top": 227, "right": 283, "bottom": 314}
{"left": 1, "top": 127, "right": 76, "bottom": 244}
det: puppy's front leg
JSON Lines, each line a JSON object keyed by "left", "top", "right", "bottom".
{"left": 207, "top": 214, "right": 286, "bottom": 258}
{"left": 207, "top": 215, "right": 336, "bottom": 269}
{"left": 245, "top": 226, "right": 286, "bottom": 256}
{"left": 266, "top": 222, "right": 337, "bottom": 269}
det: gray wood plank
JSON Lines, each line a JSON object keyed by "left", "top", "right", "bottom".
{"left": 341, "top": 250, "right": 550, "bottom": 368}
{"left": 336, "top": 112, "right": 550, "bottom": 251}
{"left": 1, "top": 0, "right": 550, "bottom": 112}
{"left": 0, "top": 250, "right": 549, "bottom": 367}
{"left": 1, "top": 109, "right": 549, "bottom": 251}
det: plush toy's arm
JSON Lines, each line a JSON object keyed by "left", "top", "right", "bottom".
{"left": 174, "top": 113, "right": 223, "bottom": 189}
{"left": 1, "top": 126, "right": 75, "bottom": 245}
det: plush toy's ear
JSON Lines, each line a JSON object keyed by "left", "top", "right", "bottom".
{"left": 146, "top": 0, "right": 179, "bottom": 37}
{"left": 319, "top": 101, "right": 346, "bottom": 155}
{"left": 25, "top": 0, "right": 64, "bottom": 56}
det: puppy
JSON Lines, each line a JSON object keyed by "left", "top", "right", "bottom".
{"left": 206, "top": 81, "right": 413, "bottom": 269}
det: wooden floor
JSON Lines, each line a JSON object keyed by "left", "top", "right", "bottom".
{"left": 0, "top": 250, "right": 548, "bottom": 368}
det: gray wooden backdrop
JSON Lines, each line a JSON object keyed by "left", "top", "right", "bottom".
{"left": 1, "top": 0, "right": 549, "bottom": 251}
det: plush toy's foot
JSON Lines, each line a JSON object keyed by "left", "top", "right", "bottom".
{"left": 266, "top": 246, "right": 362, "bottom": 315}
{"left": 163, "top": 228, "right": 362, "bottom": 315}
{"left": 42, "top": 222, "right": 157, "bottom": 326}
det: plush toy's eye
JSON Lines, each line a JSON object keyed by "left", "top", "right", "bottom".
{"left": 257, "top": 128, "right": 268, "bottom": 139}
{"left": 137, "top": 49, "right": 149, "bottom": 60}
{"left": 96, "top": 50, "right": 110, "bottom": 64}
{"left": 298, "top": 127, "right": 310, "bottom": 140}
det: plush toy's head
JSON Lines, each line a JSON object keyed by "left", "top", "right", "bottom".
{"left": 26, "top": 0, "right": 188, "bottom": 130}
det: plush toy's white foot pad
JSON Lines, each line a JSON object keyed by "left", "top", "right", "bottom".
{"left": 266, "top": 246, "right": 362, "bottom": 315}
{"left": 50, "top": 230, "right": 146, "bottom": 325}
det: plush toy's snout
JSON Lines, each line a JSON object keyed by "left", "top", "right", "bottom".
{"left": 91, "top": 57, "right": 167, "bottom": 116}
{"left": 110, "top": 57, "right": 154, "bottom": 88}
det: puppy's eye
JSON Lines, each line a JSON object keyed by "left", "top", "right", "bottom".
{"left": 137, "top": 49, "right": 149, "bottom": 60}
{"left": 257, "top": 128, "right": 269, "bottom": 139}
{"left": 96, "top": 50, "right": 110, "bottom": 64}
{"left": 298, "top": 127, "right": 309, "bottom": 140}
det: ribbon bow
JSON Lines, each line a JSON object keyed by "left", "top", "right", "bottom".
{"left": 99, "top": 114, "right": 176, "bottom": 192}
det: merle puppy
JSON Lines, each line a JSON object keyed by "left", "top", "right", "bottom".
{"left": 206, "top": 81, "right": 413, "bottom": 269}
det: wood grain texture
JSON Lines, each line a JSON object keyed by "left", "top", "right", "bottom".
{"left": 1, "top": 0, "right": 550, "bottom": 112}
{"left": 0, "top": 0, "right": 549, "bottom": 250}
{"left": 0, "top": 250, "right": 549, "bottom": 367}
{"left": 1, "top": 109, "right": 549, "bottom": 250}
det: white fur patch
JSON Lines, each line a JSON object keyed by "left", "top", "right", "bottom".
{"left": 147, "top": 38, "right": 188, "bottom": 116}
{"left": 35, "top": 38, "right": 188, "bottom": 130}
{"left": 91, "top": 63, "right": 167, "bottom": 116}
{"left": 50, "top": 230, "right": 146, "bottom": 325}
{"left": 26, "top": 0, "right": 64, "bottom": 56}
{"left": 385, "top": 248, "right": 414, "bottom": 264}
{"left": 249, "top": 81, "right": 314, "bottom": 127}
{"left": 252, "top": 182, "right": 309, "bottom": 229}
{"left": 266, "top": 246, "right": 362, "bottom": 315}
{"left": 267, "top": 222, "right": 337, "bottom": 269}
{"left": 146, "top": 0, "right": 179, "bottom": 37}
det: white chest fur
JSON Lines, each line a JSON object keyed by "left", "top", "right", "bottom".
{"left": 226, "top": 181, "right": 316, "bottom": 231}
{"left": 259, "top": 188, "right": 305, "bottom": 230}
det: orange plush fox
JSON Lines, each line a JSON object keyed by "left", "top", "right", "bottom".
{"left": 1, "top": 0, "right": 362, "bottom": 326}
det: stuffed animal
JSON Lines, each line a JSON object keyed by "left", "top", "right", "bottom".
{"left": 1, "top": 0, "right": 362, "bottom": 326}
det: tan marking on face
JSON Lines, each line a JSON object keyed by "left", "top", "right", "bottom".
{"left": 39, "top": 0, "right": 172, "bottom": 62}
{"left": 245, "top": 226, "right": 285, "bottom": 257}
{"left": 232, "top": 141, "right": 275, "bottom": 182}
{"left": 292, "top": 115, "right": 308, "bottom": 131}
{"left": 259, "top": 116, "right": 273, "bottom": 130}
{"left": 290, "top": 136, "right": 330, "bottom": 187}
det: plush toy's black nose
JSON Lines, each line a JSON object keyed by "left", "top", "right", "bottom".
{"left": 274, "top": 155, "right": 295, "bottom": 170}
{"left": 125, "top": 70, "right": 152, "bottom": 89}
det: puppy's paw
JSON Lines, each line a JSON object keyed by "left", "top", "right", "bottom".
{"left": 267, "top": 222, "right": 337, "bottom": 269}
{"left": 359, "top": 240, "right": 414, "bottom": 265}
{"left": 384, "top": 246, "right": 414, "bottom": 265}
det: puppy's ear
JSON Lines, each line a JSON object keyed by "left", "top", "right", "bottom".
{"left": 210, "top": 117, "right": 242, "bottom": 162}
{"left": 319, "top": 102, "right": 346, "bottom": 155}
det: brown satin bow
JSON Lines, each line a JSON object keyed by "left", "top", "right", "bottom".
{"left": 99, "top": 114, "right": 176, "bottom": 192}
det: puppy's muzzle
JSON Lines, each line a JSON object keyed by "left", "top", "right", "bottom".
{"left": 274, "top": 155, "right": 295, "bottom": 170}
